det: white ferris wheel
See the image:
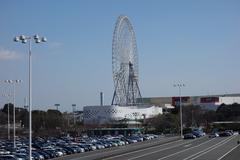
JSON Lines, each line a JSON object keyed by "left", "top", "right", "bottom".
{"left": 111, "top": 16, "right": 142, "bottom": 106}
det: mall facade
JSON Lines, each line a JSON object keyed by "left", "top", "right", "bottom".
{"left": 141, "top": 93, "right": 240, "bottom": 111}
{"left": 83, "top": 105, "right": 162, "bottom": 125}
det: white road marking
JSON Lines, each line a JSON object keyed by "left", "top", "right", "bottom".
{"left": 184, "top": 144, "right": 192, "bottom": 147}
{"left": 217, "top": 143, "right": 239, "bottom": 160}
{"left": 126, "top": 139, "right": 200, "bottom": 160}
{"left": 117, "top": 137, "right": 207, "bottom": 160}
{"left": 157, "top": 138, "right": 216, "bottom": 160}
{"left": 183, "top": 136, "right": 236, "bottom": 160}
{"left": 68, "top": 137, "right": 179, "bottom": 160}
{"left": 103, "top": 138, "right": 185, "bottom": 160}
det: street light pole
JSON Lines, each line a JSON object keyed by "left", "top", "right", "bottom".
{"left": 55, "top": 104, "right": 60, "bottom": 111}
{"left": 28, "top": 38, "right": 32, "bottom": 160}
{"left": 2, "top": 93, "right": 11, "bottom": 140}
{"left": 14, "top": 34, "right": 47, "bottom": 160}
{"left": 4, "top": 80, "right": 22, "bottom": 148}
{"left": 72, "top": 104, "right": 76, "bottom": 125}
{"left": 13, "top": 82, "right": 15, "bottom": 147}
{"left": 174, "top": 83, "right": 185, "bottom": 138}
{"left": 8, "top": 99, "right": 10, "bottom": 140}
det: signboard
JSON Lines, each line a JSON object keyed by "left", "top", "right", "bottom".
{"left": 172, "top": 97, "right": 190, "bottom": 106}
{"left": 200, "top": 97, "right": 219, "bottom": 103}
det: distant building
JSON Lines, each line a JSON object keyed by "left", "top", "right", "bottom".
{"left": 142, "top": 93, "right": 240, "bottom": 110}
{"left": 74, "top": 111, "right": 83, "bottom": 122}
{"left": 83, "top": 105, "right": 162, "bottom": 125}
{"left": 62, "top": 111, "right": 84, "bottom": 126}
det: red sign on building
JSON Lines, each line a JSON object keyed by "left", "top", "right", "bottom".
{"left": 200, "top": 97, "right": 219, "bottom": 103}
{"left": 172, "top": 97, "right": 190, "bottom": 106}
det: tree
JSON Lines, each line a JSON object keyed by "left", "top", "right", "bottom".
{"left": 182, "top": 105, "right": 203, "bottom": 128}
{"left": 18, "top": 109, "right": 28, "bottom": 128}
{"left": 45, "top": 109, "right": 63, "bottom": 129}
{"left": 202, "top": 110, "right": 217, "bottom": 132}
{"left": 147, "top": 114, "right": 179, "bottom": 134}
{"left": 32, "top": 110, "right": 47, "bottom": 133}
{"left": 2, "top": 103, "right": 14, "bottom": 116}
{"left": 0, "top": 111, "right": 7, "bottom": 124}
{"left": 216, "top": 103, "right": 240, "bottom": 121}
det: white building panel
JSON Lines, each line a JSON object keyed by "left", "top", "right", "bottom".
{"left": 217, "top": 97, "right": 240, "bottom": 105}
{"left": 83, "top": 105, "right": 162, "bottom": 125}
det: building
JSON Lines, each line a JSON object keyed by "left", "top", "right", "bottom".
{"left": 142, "top": 93, "right": 240, "bottom": 110}
{"left": 83, "top": 105, "right": 162, "bottom": 125}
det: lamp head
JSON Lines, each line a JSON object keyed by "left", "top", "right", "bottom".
{"left": 41, "top": 37, "right": 47, "bottom": 42}
{"left": 35, "top": 39, "right": 41, "bottom": 43}
{"left": 34, "top": 34, "right": 39, "bottom": 40}
{"left": 16, "top": 80, "right": 23, "bottom": 83}
{"left": 14, "top": 36, "right": 20, "bottom": 42}
{"left": 22, "top": 39, "right": 27, "bottom": 44}
{"left": 19, "top": 35, "right": 26, "bottom": 40}
{"left": 4, "top": 80, "right": 13, "bottom": 83}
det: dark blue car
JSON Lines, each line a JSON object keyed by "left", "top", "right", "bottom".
{"left": 183, "top": 133, "right": 196, "bottom": 139}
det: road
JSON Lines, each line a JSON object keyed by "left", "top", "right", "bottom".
{"left": 55, "top": 135, "right": 240, "bottom": 160}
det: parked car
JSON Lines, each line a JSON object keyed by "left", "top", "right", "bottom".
{"left": 0, "top": 154, "right": 19, "bottom": 160}
{"left": 32, "top": 151, "right": 44, "bottom": 160}
{"left": 14, "top": 153, "right": 29, "bottom": 160}
{"left": 209, "top": 132, "right": 219, "bottom": 138}
{"left": 219, "top": 131, "right": 232, "bottom": 137}
{"left": 78, "top": 144, "right": 90, "bottom": 152}
{"left": 225, "top": 130, "right": 234, "bottom": 135}
{"left": 0, "top": 155, "right": 19, "bottom": 160}
{"left": 0, "top": 133, "right": 160, "bottom": 160}
{"left": 0, "top": 149, "right": 10, "bottom": 155}
{"left": 84, "top": 144, "right": 97, "bottom": 151}
{"left": 36, "top": 150, "right": 51, "bottom": 159}
{"left": 192, "top": 131, "right": 205, "bottom": 137}
{"left": 184, "top": 133, "right": 196, "bottom": 139}
{"left": 128, "top": 136, "right": 143, "bottom": 142}
{"left": 43, "top": 149, "right": 57, "bottom": 158}
{"left": 98, "top": 140, "right": 112, "bottom": 148}
{"left": 107, "top": 140, "right": 118, "bottom": 147}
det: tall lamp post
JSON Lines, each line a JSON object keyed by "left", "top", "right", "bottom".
{"left": 2, "top": 93, "right": 12, "bottom": 140}
{"left": 72, "top": 104, "right": 76, "bottom": 125}
{"left": 55, "top": 104, "right": 60, "bottom": 111}
{"left": 174, "top": 83, "right": 185, "bottom": 138}
{"left": 4, "top": 79, "right": 23, "bottom": 147}
{"left": 14, "top": 34, "right": 47, "bottom": 159}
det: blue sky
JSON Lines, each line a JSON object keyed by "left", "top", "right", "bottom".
{"left": 0, "top": 0, "right": 239, "bottom": 112}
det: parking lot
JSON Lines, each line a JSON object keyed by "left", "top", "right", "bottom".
{"left": 0, "top": 132, "right": 239, "bottom": 160}
{"left": 63, "top": 134, "right": 239, "bottom": 160}
{"left": 0, "top": 134, "right": 167, "bottom": 160}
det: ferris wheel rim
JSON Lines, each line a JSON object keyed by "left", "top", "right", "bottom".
{"left": 112, "top": 15, "right": 139, "bottom": 85}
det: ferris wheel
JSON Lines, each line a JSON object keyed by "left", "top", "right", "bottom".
{"left": 111, "top": 16, "right": 142, "bottom": 106}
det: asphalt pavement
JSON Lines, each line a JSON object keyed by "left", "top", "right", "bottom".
{"left": 55, "top": 135, "right": 240, "bottom": 160}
